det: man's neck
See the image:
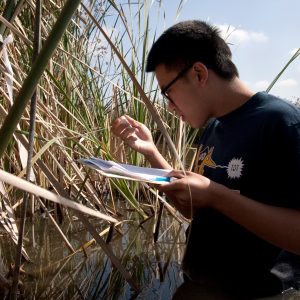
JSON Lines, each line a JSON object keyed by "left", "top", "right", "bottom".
{"left": 211, "top": 76, "right": 255, "bottom": 118}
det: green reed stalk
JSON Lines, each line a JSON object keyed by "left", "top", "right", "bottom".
{"left": 0, "top": 0, "right": 18, "bottom": 35}
{"left": 0, "top": 0, "right": 82, "bottom": 159}
{"left": 10, "top": 1, "right": 42, "bottom": 297}
{"left": 8, "top": 1, "right": 81, "bottom": 299}
{"left": 266, "top": 48, "right": 300, "bottom": 93}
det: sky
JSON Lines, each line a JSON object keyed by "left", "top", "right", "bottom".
{"left": 153, "top": 0, "right": 300, "bottom": 101}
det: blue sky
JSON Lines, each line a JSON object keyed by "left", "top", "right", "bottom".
{"left": 153, "top": 0, "right": 300, "bottom": 101}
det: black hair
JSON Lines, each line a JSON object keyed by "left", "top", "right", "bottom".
{"left": 146, "top": 20, "right": 239, "bottom": 80}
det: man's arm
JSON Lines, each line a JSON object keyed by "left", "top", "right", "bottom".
{"left": 158, "top": 171, "right": 300, "bottom": 256}
{"left": 213, "top": 183, "right": 300, "bottom": 256}
{"left": 144, "top": 148, "right": 172, "bottom": 169}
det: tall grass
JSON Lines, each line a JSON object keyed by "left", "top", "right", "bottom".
{"left": 1, "top": 1, "right": 299, "bottom": 298}
{"left": 0, "top": 0, "right": 192, "bottom": 297}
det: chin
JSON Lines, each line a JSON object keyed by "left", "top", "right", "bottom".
{"left": 191, "top": 119, "right": 206, "bottom": 128}
{"left": 190, "top": 124, "right": 200, "bottom": 129}
{"left": 183, "top": 116, "right": 206, "bottom": 128}
{"left": 186, "top": 121, "right": 198, "bottom": 128}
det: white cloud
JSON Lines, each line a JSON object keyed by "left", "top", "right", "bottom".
{"left": 277, "top": 79, "right": 298, "bottom": 87}
{"left": 252, "top": 79, "right": 298, "bottom": 92}
{"left": 253, "top": 80, "right": 269, "bottom": 90}
{"left": 269, "top": 79, "right": 300, "bottom": 100}
{"left": 217, "top": 24, "right": 268, "bottom": 46}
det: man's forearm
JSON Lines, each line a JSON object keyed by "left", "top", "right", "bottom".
{"left": 211, "top": 183, "right": 300, "bottom": 255}
{"left": 144, "top": 148, "right": 172, "bottom": 169}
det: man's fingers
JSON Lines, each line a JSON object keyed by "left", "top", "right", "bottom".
{"left": 158, "top": 180, "right": 181, "bottom": 193}
{"left": 119, "top": 126, "right": 136, "bottom": 137}
{"left": 112, "top": 120, "right": 136, "bottom": 140}
{"left": 166, "top": 170, "right": 186, "bottom": 179}
{"left": 158, "top": 171, "right": 189, "bottom": 193}
{"left": 124, "top": 115, "right": 141, "bottom": 128}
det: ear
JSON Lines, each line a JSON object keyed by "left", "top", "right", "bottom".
{"left": 193, "top": 62, "right": 208, "bottom": 85}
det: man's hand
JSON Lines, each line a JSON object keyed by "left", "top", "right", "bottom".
{"left": 111, "top": 115, "right": 172, "bottom": 169}
{"left": 111, "top": 115, "right": 156, "bottom": 157}
{"left": 158, "top": 170, "right": 220, "bottom": 219}
{"left": 160, "top": 171, "right": 300, "bottom": 256}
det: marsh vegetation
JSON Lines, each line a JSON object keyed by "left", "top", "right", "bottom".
{"left": 0, "top": 1, "right": 197, "bottom": 298}
{"left": 0, "top": 1, "right": 299, "bottom": 299}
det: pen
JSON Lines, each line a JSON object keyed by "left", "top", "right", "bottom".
{"left": 153, "top": 176, "right": 177, "bottom": 182}
{"left": 154, "top": 177, "right": 171, "bottom": 182}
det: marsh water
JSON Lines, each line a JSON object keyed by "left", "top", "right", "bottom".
{"left": 1, "top": 199, "right": 299, "bottom": 299}
{"left": 0, "top": 199, "right": 186, "bottom": 299}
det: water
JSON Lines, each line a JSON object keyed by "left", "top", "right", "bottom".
{"left": 1, "top": 200, "right": 299, "bottom": 299}
{"left": 0, "top": 201, "right": 186, "bottom": 299}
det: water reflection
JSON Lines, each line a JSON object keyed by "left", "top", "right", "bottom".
{"left": 1, "top": 203, "right": 300, "bottom": 299}
{"left": 0, "top": 201, "right": 186, "bottom": 299}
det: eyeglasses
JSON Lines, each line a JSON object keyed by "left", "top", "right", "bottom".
{"left": 161, "top": 64, "right": 193, "bottom": 103}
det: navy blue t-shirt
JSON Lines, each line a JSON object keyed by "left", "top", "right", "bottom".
{"left": 183, "top": 92, "right": 300, "bottom": 297}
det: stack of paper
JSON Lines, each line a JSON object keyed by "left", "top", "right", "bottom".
{"left": 79, "top": 157, "right": 172, "bottom": 185}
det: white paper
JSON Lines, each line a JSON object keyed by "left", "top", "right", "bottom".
{"left": 78, "top": 157, "right": 172, "bottom": 185}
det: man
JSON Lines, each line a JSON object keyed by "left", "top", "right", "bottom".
{"left": 112, "top": 20, "right": 300, "bottom": 299}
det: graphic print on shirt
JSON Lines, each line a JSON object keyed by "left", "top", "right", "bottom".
{"left": 193, "top": 144, "right": 244, "bottom": 179}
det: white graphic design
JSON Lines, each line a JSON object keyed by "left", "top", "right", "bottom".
{"left": 199, "top": 152, "right": 207, "bottom": 161}
{"left": 227, "top": 158, "right": 244, "bottom": 179}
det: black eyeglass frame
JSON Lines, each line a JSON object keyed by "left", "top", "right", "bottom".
{"left": 161, "top": 64, "right": 193, "bottom": 102}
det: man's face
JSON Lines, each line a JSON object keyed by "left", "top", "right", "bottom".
{"left": 155, "top": 63, "right": 211, "bottom": 128}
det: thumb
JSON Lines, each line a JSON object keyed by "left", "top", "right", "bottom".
{"left": 124, "top": 115, "right": 140, "bottom": 127}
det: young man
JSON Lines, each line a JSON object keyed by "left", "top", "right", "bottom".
{"left": 112, "top": 20, "right": 300, "bottom": 299}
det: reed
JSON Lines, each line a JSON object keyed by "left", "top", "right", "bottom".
{"left": 1, "top": 0, "right": 297, "bottom": 298}
{"left": 0, "top": 0, "right": 193, "bottom": 297}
